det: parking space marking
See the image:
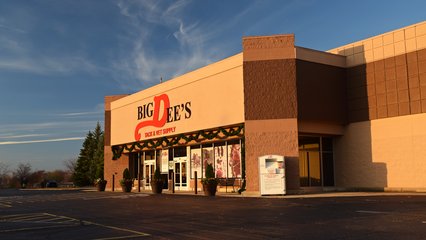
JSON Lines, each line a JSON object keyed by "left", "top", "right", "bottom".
{"left": 0, "top": 213, "right": 81, "bottom": 233}
{"left": 0, "top": 212, "right": 150, "bottom": 238}
{"left": 0, "top": 192, "right": 150, "bottom": 207}
{"left": 81, "top": 218, "right": 150, "bottom": 239}
{"left": 0, "top": 224, "right": 78, "bottom": 233}
{"left": 94, "top": 235, "right": 147, "bottom": 240}
{"left": 3, "top": 213, "right": 51, "bottom": 221}
{"left": 356, "top": 210, "right": 388, "bottom": 214}
{"left": 0, "top": 202, "right": 11, "bottom": 208}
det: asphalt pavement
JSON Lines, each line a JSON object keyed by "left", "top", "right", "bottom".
{"left": 1, "top": 189, "right": 426, "bottom": 239}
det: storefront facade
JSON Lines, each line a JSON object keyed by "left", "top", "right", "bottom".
{"left": 105, "top": 21, "right": 426, "bottom": 195}
{"left": 104, "top": 54, "right": 246, "bottom": 193}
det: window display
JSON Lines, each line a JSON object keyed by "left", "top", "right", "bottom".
{"left": 202, "top": 146, "right": 213, "bottom": 178}
{"left": 214, "top": 144, "right": 227, "bottom": 178}
{"left": 228, "top": 143, "right": 241, "bottom": 178}
{"left": 190, "top": 148, "right": 201, "bottom": 178}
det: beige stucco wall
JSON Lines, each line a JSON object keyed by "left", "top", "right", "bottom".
{"left": 335, "top": 113, "right": 426, "bottom": 190}
{"left": 244, "top": 119, "right": 299, "bottom": 195}
{"left": 328, "top": 21, "right": 426, "bottom": 67}
{"left": 110, "top": 53, "right": 244, "bottom": 145}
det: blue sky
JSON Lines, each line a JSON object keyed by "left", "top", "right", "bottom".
{"left": 0, "top": 0, "right": 425, "bottom": 172}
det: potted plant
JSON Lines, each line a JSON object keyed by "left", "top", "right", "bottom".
{"left": 201, "top": 163, "right": 219, "bottom": 196}
{"left": 95, "top": 178, "right": 107, "bottom": 191}
{"left": 151, "top": 168, "right": 164, "bottom": 194}
{"left": 120, "top": 168, "right": 133, "bottom": 193}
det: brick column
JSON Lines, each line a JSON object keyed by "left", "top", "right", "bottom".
{"left": 242, "top": 35, "right": 300, "bottom": 195}
{"left": 104, "top": 95, "right": 128, "bottom": 191}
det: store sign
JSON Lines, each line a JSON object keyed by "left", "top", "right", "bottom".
{"left": 134, "top": 94, "right": 192, "bottom": 141}
{"left": 110, "top": 54, "right": 244, "bottom": 146}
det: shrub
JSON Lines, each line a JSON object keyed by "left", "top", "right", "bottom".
{"left": 153, "top": 168, "right": 161, "bottom": 181}
{"left": 123, "top": 168, "right": 131, "bottom": 180}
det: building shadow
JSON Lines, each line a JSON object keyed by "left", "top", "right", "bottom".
{"left": 334, "top": 45, "right": 388, "bottom": 190}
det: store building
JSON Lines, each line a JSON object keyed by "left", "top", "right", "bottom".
{"left": 104, "top": 21, "right": 426, "bottom": 195}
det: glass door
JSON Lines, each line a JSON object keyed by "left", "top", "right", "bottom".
{"left": 144, "top": 160, "right": 155, "bottom": 189}
{"left": 173, "top": 157, "right": 188, "bottom": 190}
{"left": 299, "top": 151, "right": 321, "bottom": 187}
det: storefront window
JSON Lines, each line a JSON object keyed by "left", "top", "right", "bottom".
{"left": 189, "top": 140, "right": 242, "bottom": 179}
{"left": 202, "top": 144, "right": 214, "bottom": 178}
{"left": 145, "top": 150, "right": 155, "bottom": 160}
{"left": 128, "top": 152, "right": 139, "bottom": 179}
{"left": 190, "top": 146, "right": 201, "bottom": 179}
{"left": 298, "top": 136, "right": 334, "bottom": 187}
{"left": 214, "top": 143, "right": 227, "bottom": 178}
{"left": 173, "top": 146, "right": 187, "bottom": 157}
{"left": 228, "top": 142, "right": 241, "bottom": 178}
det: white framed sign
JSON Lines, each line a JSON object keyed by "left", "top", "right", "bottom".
{"left": 161, "top": 149, "right": 169, "bottom": 173}
{"left": 259, "top": 155, "right": 286, "bottom": 195}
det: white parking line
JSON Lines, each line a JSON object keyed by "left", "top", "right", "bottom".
{"left": 44, "top": 213, "right": 150, "bottom": 240}
{"left": 4, "top": 213, "right": 49, "bottom": 221}
{"left": 35, "top": 216, "right": 68, "bottom": 223}
{"left": 0, "top": 193, "right": 150, "bottom": 206}
{"left": 81, "top": 219, "right": 150, "bottom": 239}
{"left": 94, "top": 234, "right": 147, "bottom": 240}
{"left": 0, "top": 202, "right": 11, "bottom": 208}
{"left": 1, "top": 212, "right": 150, "bottom": 238}
{"left": 356, "top": 210, "right": 388, "bottom": 214}
{"left": 0, "top": 224, "right": 78, "bottom": 233}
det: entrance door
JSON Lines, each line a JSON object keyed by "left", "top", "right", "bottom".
{"left": 299, "top": 136, "right": 335, "bottom": 187}
{"left": 299, "top": 151, "right": 321, "bottom": 187}
{"left": 173, "top": 157, "right": 188, "bottom": 190}
{"left": 144, "top": 160, "right": 155, "bottom": 189}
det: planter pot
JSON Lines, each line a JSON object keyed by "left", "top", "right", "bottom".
{"left": 97, "top": 181, "right": 107, "bottom": 191}
{"left": 151, "top": 180, "right": 164, "bottom": 194}
{"left": 203, "top": 182, "right": 218, "bottom": 196}
{"left": 121, "top": 180, "right": 132, "bottom": 193}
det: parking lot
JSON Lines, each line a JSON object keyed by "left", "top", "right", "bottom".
{"left": 2, "top": 189, "right": 426, "bottom": 239}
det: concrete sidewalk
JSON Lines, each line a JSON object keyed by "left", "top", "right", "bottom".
{"left": 18, "top": 187, "right": 426, "bottom": 199}
{"left": 125, "top": 188, "right": 426, "bottom": 199}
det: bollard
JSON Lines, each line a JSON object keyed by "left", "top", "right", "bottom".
{"left": 138, "top": 173, "right": 141, "bottom": 192}
{"left": 172, "top": 172, "right": 175, "bottom": 193}
{"left": 112, "top": 174, "right": 115, "bottom": 192}
{"left": 194, "top": 171, "right": 198, "bottom": 194}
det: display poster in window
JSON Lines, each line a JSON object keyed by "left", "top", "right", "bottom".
{"left": 161, "top": 149, "right": 168, "bottom": 173}
{"left": 214, "top": 145, "right": 227, "bottom": 178}
{"left": 259, "top": 155, "right": 286, "bottom": 195}
{"left": 228, "top": 144, "right": 241, "bottom": 178}
{"left": 190, "top": 148, "right": 201, "bottom": 179}
{"left": 202, "top": 147, "right": 213, "bottom": 177}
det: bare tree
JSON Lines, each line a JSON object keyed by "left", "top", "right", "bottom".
{"left": 64, "top": 158, "right": 77, "bottom": 175}
{"left": 14, "top": 163, "right": 32, "bottom": 188}
{"left": 0, "top": 162, "right": 11, "bottom": 187}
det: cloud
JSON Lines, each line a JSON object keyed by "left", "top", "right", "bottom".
{"left": 0, "top": 120, "right": 101, "bottom": 138}
{"left": 0, "top": 56, "right": 101, "bottom": 75}
{"left": 54, "top": 103, "right": 104, "bottom": 119}
{"left": 0, "top": 11, "right": 103, "bottom": 77}
{"left": 0, "top": 134, "right": 48, "bottom": 139}
{"left": 114, "top": 0, "right": 219, "bottom": 90}
{"left": 0, "top": 137, "right": 84, "bottom": 146}
{"left": 0, "top": 23, "right": 26, "bottom": 34}
{"left": 58, "top": 112, "right": 100, "bottom": 117}
{"left": 0, "top": 103, "right": 104, "bottom": 147}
